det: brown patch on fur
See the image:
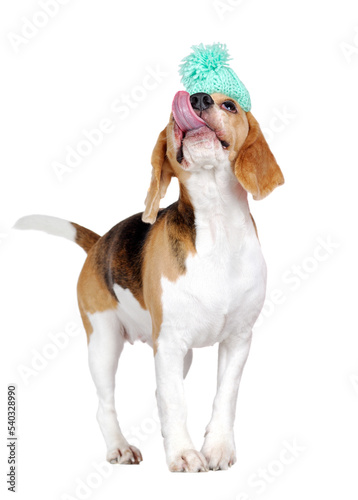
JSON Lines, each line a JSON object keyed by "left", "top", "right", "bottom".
{"left": 143, "top": 199, "right": 196, "bottom": 353}
{"left": 234, "top": 112, "right": 284, "bottom": 200}
{"left": 142, "top": 127, "right": 173, "bottom": 224}
{"left": 142, "top": 119, "right": 193, "bottom": 226}
{"left": 77, "top": 243, "right": 118, "bottom": 342}
{"left": 71, "top": 223, "right": 100, "bottom": 253}
{"left": 202, "top": 93, "right": 250, "bottom": 159}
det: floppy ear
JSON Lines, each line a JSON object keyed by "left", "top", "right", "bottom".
{"left": 234, "top": 112, "right": 284, "bottom": 200}
{"left": 142, "top": 127, "right": 172, "bottom": 224}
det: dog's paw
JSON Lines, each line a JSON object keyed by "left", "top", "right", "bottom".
{"left": 169, "top": 449, "right": 208, "bottom": 473}
{"left": 201, "top": 433, "right": 236, "bottom": 471}
{"left": 107, "top": 445, "right": 143, "bottom": 465}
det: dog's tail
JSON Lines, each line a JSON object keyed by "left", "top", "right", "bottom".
{"left": 14, "top": 215, "right": 100, "bottom": 253}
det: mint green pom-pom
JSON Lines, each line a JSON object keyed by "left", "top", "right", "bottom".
{"left": 180, "top": 43, "right": 231, "bottom": 85}
{"left": 179, "top": 43, "right": 251, "bottom": 112}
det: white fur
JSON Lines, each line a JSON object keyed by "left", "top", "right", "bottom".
{"left": 87, "top": 308, "right": 142, "bottom": 464}
{"left": 154, "top": 154, "right": 267, "bottom": 471}
{"left": 14, "top": 215, "right": 77, "bottom": 242}
{"left": 112, "top": 284, "right": 152, "bottom": 346}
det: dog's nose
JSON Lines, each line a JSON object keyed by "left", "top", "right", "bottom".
{"left": 190, "top": 93, "right": 214, "bottom": 112}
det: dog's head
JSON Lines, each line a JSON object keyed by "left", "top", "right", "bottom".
{"left": 142, "top": 91, "right": 284, "bottom": 224}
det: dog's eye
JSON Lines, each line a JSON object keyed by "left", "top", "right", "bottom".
{"left": 221, "top": 101, "right": 237, "bottom": 113}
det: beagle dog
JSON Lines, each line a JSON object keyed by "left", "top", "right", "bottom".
{"left": 15, "top": 91, "right": 284, "bottom": 472}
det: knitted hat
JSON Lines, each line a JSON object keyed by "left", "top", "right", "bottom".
{"left": 179, "top": 43, "right": 251, "bottom": 112}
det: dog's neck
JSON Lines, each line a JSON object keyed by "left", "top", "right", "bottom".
{"left": 178, "top": 159, "right": 251, "bottom": 253}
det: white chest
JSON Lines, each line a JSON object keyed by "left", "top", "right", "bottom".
{"left": 160, "top": 228, "right": 266, "bottom": 348}
{"left": 160, "top": 167, "right": 267, "bottom": 349}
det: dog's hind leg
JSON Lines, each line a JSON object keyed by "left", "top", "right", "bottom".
{"left": 86, "top": 309, "right": 142, "bottom": 465}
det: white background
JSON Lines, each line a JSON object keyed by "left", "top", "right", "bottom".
{"left": 1, "top": 0, "right": 358, "bottom": 498}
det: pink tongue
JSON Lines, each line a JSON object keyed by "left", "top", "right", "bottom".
{"left": 172, "top": 91, "right": 206, "bottom": 132}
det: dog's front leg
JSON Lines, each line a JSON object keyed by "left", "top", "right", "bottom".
{"left": 201, "top": 332, "right": 252, "bottom": 470}
{"left": 155, "top": 341, "right": 208, "bottom": 472}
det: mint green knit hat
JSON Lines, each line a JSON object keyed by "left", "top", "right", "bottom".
{"left": 179, "top": 43, "right": 251, "bottom": 112}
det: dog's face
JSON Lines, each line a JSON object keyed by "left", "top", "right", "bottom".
{"left": 142, "top": 92, "right": 284, "bottom": 224}
{"left": 169, "top": 93, "right": 249, "bottom": 172}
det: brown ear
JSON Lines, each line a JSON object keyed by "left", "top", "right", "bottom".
{"left": 234, "top": 112, "right": 284, "bottom": 200}
{"left": 142, "top": 127, "right": 172, "bottom": 224}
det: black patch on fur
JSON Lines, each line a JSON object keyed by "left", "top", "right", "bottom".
{"left": 94, "top": 202, "right": 196, "bottom": 300}
{"left": 176, "top": 145, "right": 184, "bottom": 164}
{"left": 94, "top": 212, "right": 151, "bottom": 300}
{"left": 166, "top": 201, "right": 196, "bottom": 273}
